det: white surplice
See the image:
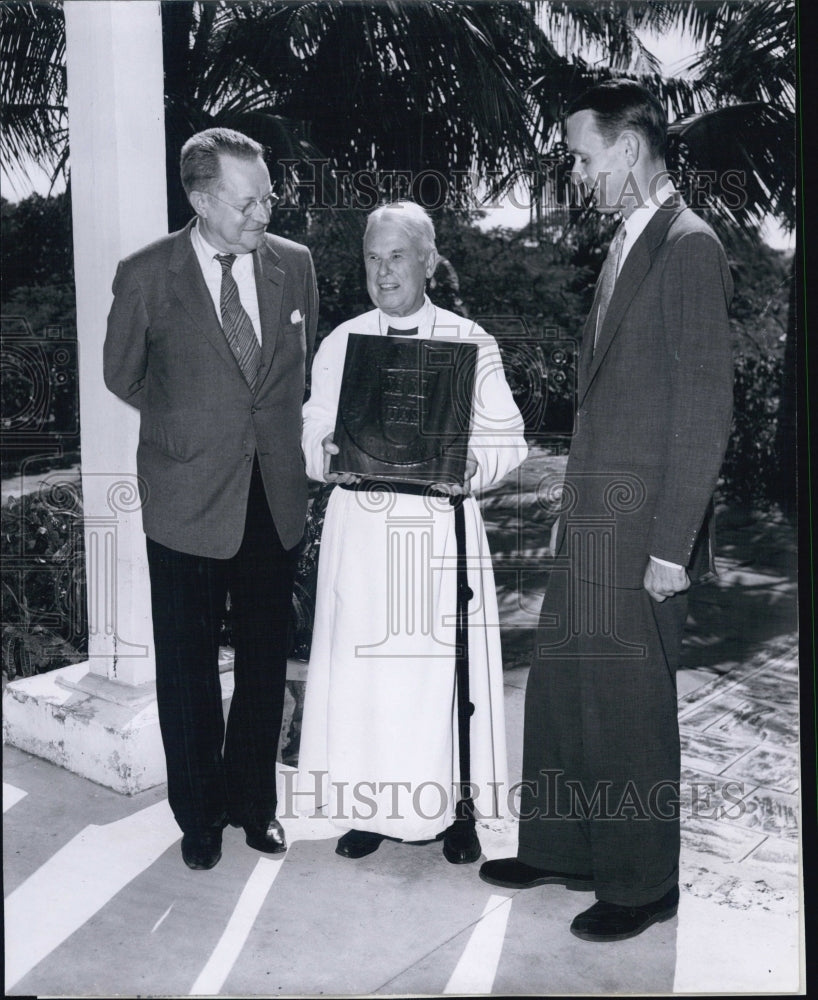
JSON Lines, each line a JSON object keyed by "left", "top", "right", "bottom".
{"left": 297, "top": 297, "right": 528, "bottom": 840}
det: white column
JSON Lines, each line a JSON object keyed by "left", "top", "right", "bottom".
{"left": 2, "top": 1, "right": 171, "bottom": 792}
{"left": 65, "top": 0, "right": 167, "bottom": 685}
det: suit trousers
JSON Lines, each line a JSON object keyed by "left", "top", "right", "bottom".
{"left": 518, "top": 566, "right": 687, "bottom": 906}
{"left": 146, "top": 457, "right": 298, "bottom": 835}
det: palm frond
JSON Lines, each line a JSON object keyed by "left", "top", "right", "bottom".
{"left": 668, "top": 102, "right": 795, "bottom": 232}
{"left": 690, "top": 0, "right": 795, "bottom": 109}
{"left": 0, "top": 0, "right": 67, "bottom": 188}
{"left": 190, "top": 0, "right": 557, "bottom": 200}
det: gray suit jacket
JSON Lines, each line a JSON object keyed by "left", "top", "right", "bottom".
{"left": 104, "top": 220, "right": 318, "bottom": 558}
{"left": 557, "top": 198, "right": 734, "bottom": 588}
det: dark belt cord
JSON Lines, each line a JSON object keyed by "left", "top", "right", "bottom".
{"left": 451, "top": 494, "right": 475, "bottom": 823}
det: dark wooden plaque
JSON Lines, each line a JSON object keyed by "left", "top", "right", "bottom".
{"left": 330, "top": 333, "right": 478, "bottom": 485}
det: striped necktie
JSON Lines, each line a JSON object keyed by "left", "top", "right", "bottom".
{"left": 594, "top": 223, "right": 626, "bottom": 350}
{"left": 215, "top": 253, "right": 262, "bottom": 390}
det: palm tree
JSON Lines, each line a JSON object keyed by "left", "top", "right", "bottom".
{"left": 0, "top": 0, "right": 66, "bottom": 193}
{"left": 159, "top": 1, "right": 568, "bottom": 227}
{"left": 670, "top": 0, "right": 797, "bottom": 514}
{"left": 2, "top": 1, "right": 795, "bottom": 229}
{"left": 0, "top": 1, "right": 564, "bottom": 225}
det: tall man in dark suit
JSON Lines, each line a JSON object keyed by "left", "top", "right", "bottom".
{"left": 104, "top": 128, "right": 318, "bottom": 870}
{"left": 481, "top": 80, "right": 734, "bottom": 940}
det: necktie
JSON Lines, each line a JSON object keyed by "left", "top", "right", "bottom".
{"left": 215, "top": 253, "right": 262, "bottom": 390}
{"left": 386, "top": 326, "right": 419, "bottom": 337}
{"left": 594, "top": 223, "right": 626, "bottom": 350}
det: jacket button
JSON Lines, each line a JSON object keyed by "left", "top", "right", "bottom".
{"left": 251, "top": 406, "right": 258, "bottom": 415}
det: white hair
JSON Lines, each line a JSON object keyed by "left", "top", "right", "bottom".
{"left": 364, "top": 201, "right": 437, "bottom": 258}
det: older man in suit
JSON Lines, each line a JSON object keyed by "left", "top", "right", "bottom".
{"left": 104, "top": 128, "right": 318, "bottom": 870}
{"left": 480, "top": 80, "right": 734, "bottom": 941}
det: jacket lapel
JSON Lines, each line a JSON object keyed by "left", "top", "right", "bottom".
{"left": 254, "top": 238, "right": 286, "bottom": 390}
{"left": 579, "top": 197, "right": 687, "bottom": 405}
{"left": 577, "top": 297, "right": 597, "bottom": 391}
{"left": 168, "top": 221, "right": 239, "bottom": 373}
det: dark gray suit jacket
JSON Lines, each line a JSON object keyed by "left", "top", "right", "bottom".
{"left": 104, "top": 220, "right": 318, "bottom": 558}
{"left": 557, "top": 197, "right": 734, "bottom": 588}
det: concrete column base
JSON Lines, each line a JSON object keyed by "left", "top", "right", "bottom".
{"left": 3, "top": 660, "right": 166, "bottom": 795}
{"left": 2, "top": 653, "right": 307, "bottom": 795}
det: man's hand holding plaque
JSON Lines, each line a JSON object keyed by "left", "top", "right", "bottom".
{"left": 322, "top": 433, "right": 362, "bottom": 485}
{"left": 324, "top": 431, "right": 477, "bottom": 495}
{"left": 431, "top": 449, "right": 478, "bottom": 496}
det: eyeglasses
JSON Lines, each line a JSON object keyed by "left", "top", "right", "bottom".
{"left": 205, "top": 190, "right": 280, "bottom": 217}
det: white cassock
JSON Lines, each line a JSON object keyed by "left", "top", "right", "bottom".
{"left": 297, "top": 296, "right": 528, "bottom": 841}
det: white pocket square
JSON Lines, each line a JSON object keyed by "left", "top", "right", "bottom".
{"left": 290, "top": 309, "right": 303, "bottom": 324}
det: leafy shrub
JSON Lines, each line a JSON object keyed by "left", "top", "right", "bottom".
{"left": 719, "top": 351, "right": 783, "bottom": 509}
{"left": 1, "top": 290, "right": 80, "bottom": 479}
{"left": 1, "top": 485, "right": 87, "bottom": 680}
{"left": 289, "top": 483, "right": 333, "bottom": 660}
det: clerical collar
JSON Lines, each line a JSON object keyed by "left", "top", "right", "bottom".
{"left": 378, "top": 296, "right": 435, "bottom": 336}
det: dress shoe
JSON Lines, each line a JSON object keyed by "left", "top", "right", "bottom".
{"left": 181, "top": 829, "right": 222, "bottom": 870}
{"left": 570, "top": 885, "right": 679, "bottom": 941}
{"left": 479, "top": 857, "right": 594, "bottom": 890}
{"left": 442, "top": 818, "right": 482, "bottom": 864}
{"left": 243, "top": 817, "right": 287, "bottom": 854}
{"left": 335, "top": 829, "right": 386, "bottom": 859}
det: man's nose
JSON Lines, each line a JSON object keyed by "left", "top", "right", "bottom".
{"left": 250, "top": 199, "right": 272, "bottom": 222}
{"left": 377, "top": 257, "right": 391, "bottom": 275}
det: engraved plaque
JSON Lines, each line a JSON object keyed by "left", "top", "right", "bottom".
{"left": 330, "top": 333, "right": 478, "bottom": 484}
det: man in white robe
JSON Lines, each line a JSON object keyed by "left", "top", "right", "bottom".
{"left": 297, "top": 202, "right": 527, "bottom": 863}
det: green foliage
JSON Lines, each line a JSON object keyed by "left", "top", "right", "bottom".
{"left": 722, "top": 232, "right": 791, "bottom": 354}
{"left": 289, "top": 484, "right": 333, "bottom": 661}
{"left": 719, "top": 352, "right": 783, "bottom": 510}
{"left": 433, "top": 212, "right": 597, "bottom": 334}
{"left": 0, "top": 304, "right": 81, "bottom": 478}
{"left": 717, "top": 231, "right": 791, "bottom": 511}
{"left": 273, "top": 207, "right": 371, "bottom": 339}
{"left": 1, "top": 485, "right": 87, "bottom": 680}
{"left": 1, "top": 192, "right": 74, "bottom": 296}
{"left": 1, "top": 193, "right": 80, "bottom": 479}
{"left": 1, "top": 282, "right": 76, "bottom": 336}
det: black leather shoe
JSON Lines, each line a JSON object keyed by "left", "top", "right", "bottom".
{"left": 442, "top": 818, "right": 482, "bottom": 864}
{"left": 570, "top": 885, "right": 680, "bottom": 941}
{"left": 335, "top": 829, "right": 386, "bottom": 859}
{"left": 231, "top": 805, "right": 287, "bottom": 854}
{"left": 181, "top": 829, "right": 223, "bottom": 870}
{"left": 243, "top": 817, "right": 287, "bottom": 854}
{"left": 479, "top": 857, "right": 594, "bottom": 890}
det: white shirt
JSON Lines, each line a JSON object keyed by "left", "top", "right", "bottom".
{"left": 190, "top": 223, "right": 262, "bottom": 345}
{"left": 617, "top": 178, "right": 677, "bottom": 277}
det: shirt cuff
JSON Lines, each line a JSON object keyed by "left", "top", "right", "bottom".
{"left": 650, "top": 555, "right": 684, "bottom": 570}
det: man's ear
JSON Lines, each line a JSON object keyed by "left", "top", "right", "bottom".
{"left": 425, "top": 249, "right": 440, "bottom": 279}
{"left": 620, "top": 130, "right": 640, "bottom": 168}
{"left": 189, "top": 190, "right": 208, "bottom": 218}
